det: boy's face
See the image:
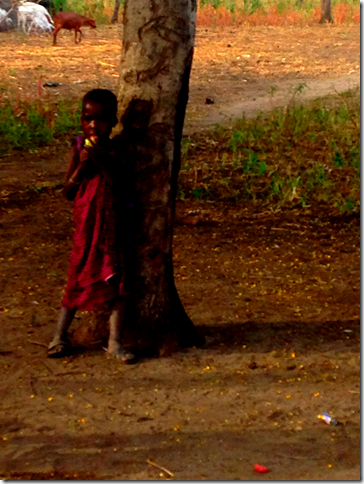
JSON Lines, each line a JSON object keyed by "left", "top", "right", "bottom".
{"left": 81, "top": 101, "right": 117, "bottom": 142}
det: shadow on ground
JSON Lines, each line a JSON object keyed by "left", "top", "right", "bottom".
{"left": 200, "top": 319, "right": 360, "bottom": 354}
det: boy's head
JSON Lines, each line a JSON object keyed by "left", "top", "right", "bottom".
{"left": 81, "top": 89, "right": 118, "bottom": 142}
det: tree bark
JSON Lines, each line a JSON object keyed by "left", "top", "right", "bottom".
{"left": 111, "top": 0, "right": 120, "bottom": 24}
{"left": 319, "top": 0, "right": 333, "bottom": 23}
{"left": 115, "top": 0, "right": 204, "bottom": 356}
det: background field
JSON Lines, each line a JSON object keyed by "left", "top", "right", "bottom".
{"left": 48, "top": 0, "right": 360, "bottom": 26}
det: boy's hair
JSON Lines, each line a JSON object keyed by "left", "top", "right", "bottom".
{"left": 82, "top": 89, "right": 118, "bottom": 118}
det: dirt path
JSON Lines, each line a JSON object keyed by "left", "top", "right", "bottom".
{"left": 185, "top": 72, "right": 360, "bottom": 134}
{"left": 0, "top": 199, "right": 360, "bottom": 480}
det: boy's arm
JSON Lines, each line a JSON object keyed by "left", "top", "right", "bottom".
{"left": 89, "top": 138, "right": 123, "bottom": 188}
{"left": 62, "top": 144, "right": 89, "bottom": 200}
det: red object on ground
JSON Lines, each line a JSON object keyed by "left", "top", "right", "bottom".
{"left": 254, "top": 464, "right": 270, "bottom": 473}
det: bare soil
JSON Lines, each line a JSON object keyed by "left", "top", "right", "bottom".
{"left": 0, "top": 23, "right": 360, "bottom": 480}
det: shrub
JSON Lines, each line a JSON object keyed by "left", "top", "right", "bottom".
{"left": 0, "top": 100, "right": 81, "bottom": 152}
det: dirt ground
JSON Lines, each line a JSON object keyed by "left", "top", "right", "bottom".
{"left": 0, "top": 23, "right": 360, "bottom": 480}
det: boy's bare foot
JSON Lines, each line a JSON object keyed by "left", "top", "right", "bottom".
{"left": 105, "top": 343, "right": 136, "bottom": 362}
{"left": 48, "top": 336, "right": 71, "bottom": 358}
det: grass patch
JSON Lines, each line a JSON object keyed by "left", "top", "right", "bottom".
{"left": 197, "top": 0, "right": 359, "bottom": 26}
{"left": 0, "top": 89, "right": 359, "bottom": 214}
{"left": 52, "top": 0, "right": 359, "bottom": 25}
{"left": 59, "top": 0, "right": 119, "bottom": 23}
{"left": 179, "top": 88, "right": 360, "bottom": 213}
{"left": 0, "top": 99, "right": 82, "bottom": 153}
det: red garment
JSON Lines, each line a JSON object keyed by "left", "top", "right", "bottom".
{"left": 62, "top": 137, "right": 123, "bottom": 311}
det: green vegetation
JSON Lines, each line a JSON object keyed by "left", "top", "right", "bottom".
{"left": 197, "top": 0, "right": 359, "bottom": 26}
{"left": 52, "top": 0, "right": 67, "bottom": 13}
{"left": 54, "top": 0, "right": 359, "bottom": 24}
{"left": 60, "top": 0, "right": 117, "bottom": 23}
{"left": 200, "top": 0, "right": 357, "bottom": 15}
{"left": 0, "top": 89, "right": 359, "bottom": 214}
{"left": 0, "top": 100, "right": 81, "bottom": 153}
{"left": 179, "top": 88, "right": 360, "bottom": 212}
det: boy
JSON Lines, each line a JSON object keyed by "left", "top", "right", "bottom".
{"left": 48, "top": 89, "right": 135, "bottom": 362}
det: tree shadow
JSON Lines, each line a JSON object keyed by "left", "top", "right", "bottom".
{"left": 198, "top": 318, "right": 360, "bottom": 355}
{"left": 68, "top": 318, "right": 360, "bottom": 360}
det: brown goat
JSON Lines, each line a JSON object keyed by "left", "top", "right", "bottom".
{"left": 53, "top": 11, "right": 96, "bottom": 45}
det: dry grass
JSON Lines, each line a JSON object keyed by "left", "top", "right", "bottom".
{"left": 197, "top": 1, "right": 360, "bottom": 27}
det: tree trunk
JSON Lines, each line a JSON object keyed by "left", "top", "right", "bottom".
{"left": 115, "top": 0, "right": 204, "bottom": 356}
{"left": 319, "top": 0, "right": 333, "bottom": 23}
{"left": 111, "top": 0, "right": 120, "bottom": 24}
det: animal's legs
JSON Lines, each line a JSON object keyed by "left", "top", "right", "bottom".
{"left": 27, "top": 19, "right": 33, "bottom": 34}
{"left": 75, "top": 28, "right": 82, "bottom": 43}
{"left": 53, "top": 26, "right": 61, "bottom": 45}
{"left": 18, "top": 12, "right": 26, "bottom": 32}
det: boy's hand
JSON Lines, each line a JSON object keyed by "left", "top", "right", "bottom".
{"left": 84, "top": 138, "right": 112, "bottom": 168}
{"left": 84, "top": 136, "right": 98, "bottom": 148}
{"left": 79, "top": 148, "right": 91, "bottom": 170}
{"left": 80, "top": 137, "right": 106, "bottom": 169}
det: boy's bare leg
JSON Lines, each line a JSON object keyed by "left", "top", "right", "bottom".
{"left": 48, "top": 306, "right": 75, "bottom": 355}
{"left": 107, "top": 298, "right": 135, "bottom": 362}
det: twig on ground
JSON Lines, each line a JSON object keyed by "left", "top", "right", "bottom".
{"left": 146, "top": 459, "right": 175, "bottom": 479}
{"left": 38, "top": 370, "right": 85, "bottom": 378}
{"left": 27, "top": 340, "right": 48, "bottom": 348}
{"left": 42, "top": 361, "right": 56, "bottom": 375}
{"left": 271, "top": 227, "right": 305, "bottom": 234}
{"left": 274, "top": 452, "right": 320, "bottom": 461}
{"left": 29, "top": 376, "right": 37, "bottom": 395}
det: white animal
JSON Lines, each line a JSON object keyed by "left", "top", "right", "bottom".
{"left": 17, "top": 7, "right": 30, "bottom": 31}
{"left": 0, "top": 7, "right": 14, "bottom": 26}
{"left": 29, "top": 14, "right": 54, "bottom": 32}
{"left": 18, "top": 2, "right": 54, "bottom": 32}
{"left": 18, "top": 2, "right": 54, "bottom": 33}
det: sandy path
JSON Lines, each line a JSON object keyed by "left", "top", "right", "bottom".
{"left": 184, "top": 72, "right": 360, "bottom": 134}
